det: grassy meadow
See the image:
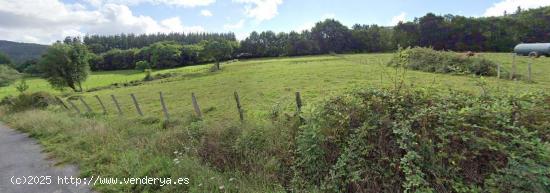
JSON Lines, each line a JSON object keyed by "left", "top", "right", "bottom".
{"left": 57, "top": 53, "right": 550, "bottom": 123}
{"left": 1, "top": 53, "right": 549, "bottom": 193}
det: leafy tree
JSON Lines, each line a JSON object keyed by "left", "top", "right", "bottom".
{"left": 0, "top": 64, "right": 20, "bottom": 87}
{"left": 146, "top": 41, "right": 182, "bottom": 69}
{"left": 15, "top": 59, "right": 41, "bottom": 75}
{"left": 98, "top": 49, "right": 137, "bottom": 70}
{"left": 181, "top": 44, "right": 204, "bottom": 65}
{"left": 135, "top": 61, "right": 151, "bottom": 71}
{"left": 38, "top": 42, "right": 90, "bottom": 92}
{"left": 203, "top": 40, "right": 233, "bottom": 70}
{"left": 418, "top": 13, "right": 449, "bottom": 50}
{"left": 311, "top": 19, "right": 353, "bottom": 53}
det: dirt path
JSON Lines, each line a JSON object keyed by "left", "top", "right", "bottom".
{"left": 0, "top": 123, "right": 93, "bottom": 193}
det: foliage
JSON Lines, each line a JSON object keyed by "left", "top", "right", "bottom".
{"left": 180, "top": 44, "right": 205, "bottom": 65}
{"left": 14, "top": 59, "right": 41, "bottom": 75}
{"left": 395, "top": 7, "right": 550, "bottom": 52}
{"left": 389, "top": 47, "right": 501, "bottom": 76}
{"left": 203, "top": 40, "right": 233, "bottom": 70}
{"left": 292, "top": 88, "right": 550, "bottom": 192}
{"left": 3, "top": 91, "right": 58, "bottom": 112}
{"left": 93, "top": 49, "right": 138, "bottom": 71}
{"left": 38, "top": 42, "right": 90, "bottom": 92}
{"left": 83, "top": 32, "right": 236, "bottom": 54}
{"left": 15, "top": 79, "right": 29, "bottom": 93}
{"left": 311, "top": 19, "right": 353, "bottom": 54}
{"left": 135, "top": 60, "right": 151, "bottom": 71}
{"left": 0, "top": 64, "right": 21, "bottom": 87}
{"left": 146, "top": 41, "right": 183, "bottom": 69}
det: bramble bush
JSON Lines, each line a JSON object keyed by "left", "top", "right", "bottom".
{"left": 1, "top": 91, "right": 59, "bottom": 112}
{"left": 389, "top": 47, "right": 503, "bottom": 76}
{"left": 292, "top": 88, "right": 550, "bottom": 192}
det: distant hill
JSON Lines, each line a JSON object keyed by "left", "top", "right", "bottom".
{"left": 0, "top": 40, "right": 48, "bottom": 64}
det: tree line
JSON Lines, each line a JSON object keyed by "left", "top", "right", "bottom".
{"left": 240, "top": 6, "right": 550, "bottom": 57}
{"left": 83, "top": 32, "right": 236, "bottom": 54}
{"left": 9, "top": 6, "right": 546, "bottom": 73}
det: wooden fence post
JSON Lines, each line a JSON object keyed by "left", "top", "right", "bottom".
{"left": 130, "top": 93, "right": 143, "bottom": 116}
{"left": 234, "top": 91, "right": 244, "bottom": 122}
{"left": 110, "top": 95, "right": 123, "bottom": 115}
{"left": 159, "top": 92, "right": 169, "bottom": 120}
{"left": 528, "top": 57, "right": 533, "bottom": 82}
{"left": 295, "top": 91, "right": 302, "bottom": 113}
{"left": 191, "top": 92, "right": 202, "bottom": 118}
{"left": 67, "top": 100, "right": 81, "bottom": 114}
{"left": 94, "top": 95, "right": 107, "bottom": 114}
{"left": 497, "top": 63, "right": 501, "bottom": 79}
{"left": 79, "top": 97, "right": 93, "bottom": 113}
{"left": 510, "top": 53, "right": 516, "bottom": 80}
{"left": 55, "top": 97, "right": 69, "bottom": 110}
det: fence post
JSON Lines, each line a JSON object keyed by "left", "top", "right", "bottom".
{"left": 234, "top": 91, "right": 244, "bottom": 122}
{"left": 67, "top": 100, "right": 81, "bottom": 114}
{"left": 94, "top": 95, "right": 107, "bottom": 114}
{"left": 191, "top": 92, "right": 202, "bottom": 118}
{"left": 510, "top": 53, "right": 516, "bottom": 80}
{"left": 159, "top": 92, "right": 169, "bottom": 120}
{"left": 55, "top": 97, "right": 69, "bottom": 110}
{"left": 497, "top": 63, "right": 501, "bottom": 79}
{"left": 79, "top": 97, "right": 93, "bottom": 113}
{"left": 110, "top": 95, "right": 123, "bottom": 115}
{"left": 295, "top": 91, "right": 302, "bottom": 113}
{"left": 528, "top": 57, "right": 533, "bottom": 82}
{"left": 130, "top": 93, "right": 143, "bottom": 116}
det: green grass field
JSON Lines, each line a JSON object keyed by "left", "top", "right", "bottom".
{"left": 1, "top": 53, "right": 549, "bottom": 193}
{"left": 43, "top": 53, "right": 550, "bottom": 124}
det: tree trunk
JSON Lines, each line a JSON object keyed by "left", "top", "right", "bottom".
{"left": 216, "top": 61, "right": 220, "bottom": 70}
{"left": 67, "top": 82, "right": 77, "bottom": 92}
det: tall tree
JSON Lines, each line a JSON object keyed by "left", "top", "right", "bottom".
{"left": 311, "top": 19, "right": 353, "bottom": 53}
{"left": 203, "top": 40, "right": 233, "bottom": 70}
{"left": 418, "top": 13, "right": 449, "bottom": 50}
{"left": 39, "top": 42, "right": 90, "bottom": 92}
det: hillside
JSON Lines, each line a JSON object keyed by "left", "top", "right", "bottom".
{"left": 0, "top": 40, "right": 48, "bottom": 64}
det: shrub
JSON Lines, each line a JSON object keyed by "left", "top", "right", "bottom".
{"left": 0, "top": 64, "right": 20, "bottom": 87}
{"left": 15, "top": 79, "right": 29, "bottom": 93}
{"left": 292, "top": 88, "right": 550, "bottom": 192}
{"left": 135, "top": 60, "right": 151, "bottom": 71}
{"left": 389, "top": 47, "right": 501, "bottom": 76}
{"left": 6, "top": 92, "right": 58, "bottom": 112}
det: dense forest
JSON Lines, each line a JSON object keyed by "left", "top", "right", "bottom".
{"left": 83, "top": 33, "right": 237, "bottom": 54}
{"left": 2, "top": 6, "right": 549, "bottom": 72}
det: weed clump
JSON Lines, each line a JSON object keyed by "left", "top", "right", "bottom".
{"left": 1, "top": 91, "right": 58, "bottom": 112}
{"left": 389, "top": 47, "right": 503, "bottom": 76}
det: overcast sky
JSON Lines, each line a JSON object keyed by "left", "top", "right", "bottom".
{"left": 1, "top": 0, "right": 549, "bottom": 44}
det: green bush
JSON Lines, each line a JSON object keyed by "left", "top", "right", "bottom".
{"left": 15, "top": 79, "right": 29, "bottom": 93}
{"left": 389, "top": 47, "right": 501, "bottom": 76}
{"left": 5, "top": 92, "right": 58, "bottom": 112}
{"left": 292, "top": 88, "right": 550, "bottom": 192}
{"left": 135, "top": 60, "right": 151, "bottom": 71}
{"left": 0, "top": 64, "right": 21, "bottom": 87}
